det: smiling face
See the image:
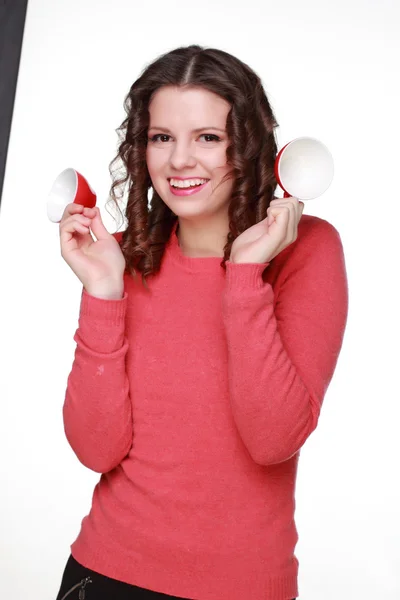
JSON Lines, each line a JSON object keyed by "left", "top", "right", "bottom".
{"left": 146, "top": 86, "right": 234, "bottom": 223}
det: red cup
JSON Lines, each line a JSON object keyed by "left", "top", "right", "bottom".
{"left": 47, "top": 168, "right": 97, "bottom": 223}
{"left": 274, "top": 137, "right": 334, "bottom": 200}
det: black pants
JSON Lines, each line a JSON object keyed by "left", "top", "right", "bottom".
{"left": 55, "top": 554, "right": 297, "bottom": 599}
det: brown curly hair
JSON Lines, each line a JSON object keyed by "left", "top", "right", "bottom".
{"left": 106, "top": 45, "right": 279, "bottom": 289}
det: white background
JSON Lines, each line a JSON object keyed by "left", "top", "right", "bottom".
{"left": 1, "top": 0, "right": 399, "bottom": 598}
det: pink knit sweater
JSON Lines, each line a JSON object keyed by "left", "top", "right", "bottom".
{"left": 64, "top": 215, "right": 348, "bottom": 600}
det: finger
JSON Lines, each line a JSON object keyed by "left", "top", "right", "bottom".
{"left": 82, "top": 206, "right": 97, "bottom": 218}
{"left": 60, "top": 202, "right": 85, "bottom": 224}
{"left": 60, "top": 213, "right": 93, "bottom": 231}
{"left": 292, "top": 200, "right": 303, "bottom": 236}
{"left": 267, "top": 203, "right": 294, "bottom": 218}
{"left": 269, "top": 205, "right": 298, "bottom": 242}
{"left": 267, "top": 205, "right": 291, "bottom": 229}
{"left": 270, "top": 198, "right": 301, "bottom": 236}
{"left": 60, "top": 215, "right": 93, "bottom": 248}
{"left": 89, "top": 208, "right": 110, "bottom": 241}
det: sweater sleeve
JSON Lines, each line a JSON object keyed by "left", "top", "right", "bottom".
{"left": 221, "top": 219, "right": 348, "bottom": 466}
{"left": 62, "top": 288, "right": 133, "bottom": 473}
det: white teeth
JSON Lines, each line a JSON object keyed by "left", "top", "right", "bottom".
{"left": 170, "top": 178, "right": 208, "bottom": 188}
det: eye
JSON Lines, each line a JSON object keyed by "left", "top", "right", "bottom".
{"left": 199, "top": 134, "right": 221, "bottom": 142}
{"left": 149, "top": 134, "right": 171, "bottom": 143}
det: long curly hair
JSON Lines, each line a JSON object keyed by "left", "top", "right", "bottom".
{"left": 107, "top": 45, "right": 279, "bottom": 289}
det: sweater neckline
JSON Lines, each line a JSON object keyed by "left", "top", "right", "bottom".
{"left": 167, "top": 220, "right": 226, "bottom": 273}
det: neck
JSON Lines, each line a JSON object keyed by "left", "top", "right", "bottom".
{"left": 176, "top": 219, "right": 229, "bottom": 258}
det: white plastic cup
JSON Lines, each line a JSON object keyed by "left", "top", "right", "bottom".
{"left": 47, "top": 168, "right": 97, "bottom": 223}
{"left": 274, "top": 137, "right": 334, "bottom": 200}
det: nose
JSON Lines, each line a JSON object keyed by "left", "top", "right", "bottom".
{"left": 169, "top": 141, "right": 197, "bottom": 171}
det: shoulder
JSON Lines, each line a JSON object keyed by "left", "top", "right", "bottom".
{"left": 272, "top": 214, "right": 345, "bottom": 272}
{"left": 297, "top": 214, "right": 342, "bottom": 243}
{"left": 292, "top": 214, "right": 344, "bottom": 256}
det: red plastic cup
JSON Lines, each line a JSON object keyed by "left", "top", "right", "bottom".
{"left": 47, "top": 168, "right": 97, "bottom": 223}
{"left": 274, "top": 137, "right": 334, "bottom": 200}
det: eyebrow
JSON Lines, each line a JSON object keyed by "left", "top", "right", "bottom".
{"left": 148, "top": 126, "right": 226, "bottom": 133}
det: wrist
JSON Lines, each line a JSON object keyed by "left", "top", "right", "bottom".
{"left": 85, "top": 282, "right": 124, "bottom": 300}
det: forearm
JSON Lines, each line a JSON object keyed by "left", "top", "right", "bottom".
{"left": 63, "top": 289, "right": 133, "bottom": 473}
{"left": 222, "top": 225, "right": 348, "bottom": 465}
{"left": 223, "top": 282, "right": 318, "bottom": 465}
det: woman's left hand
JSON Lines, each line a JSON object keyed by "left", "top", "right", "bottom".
{"left": 229, "top": 197, "right": 305, "bottom": 264}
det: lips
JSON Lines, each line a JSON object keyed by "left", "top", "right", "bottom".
{"left": 168, "top": 178, "right": 210, "bottom": 197}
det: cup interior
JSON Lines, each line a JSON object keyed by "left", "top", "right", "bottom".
{"left": 50, "top": 168, "right": 77, "bottom": 200}
{"left": 46, "top": 168, "right": 78, "bottom": 222}
{"left": 278, "top": 138, "right": 334, "bottom": 200}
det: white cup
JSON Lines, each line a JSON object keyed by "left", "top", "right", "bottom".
{"left": 275, "top": 137, "right": 334, "bottom": 200}
{"left": 47, "top": 168, "right": 97, "bottom": 223}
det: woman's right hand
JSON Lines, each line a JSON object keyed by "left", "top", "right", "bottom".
{"left": 59, "top": 203, "right": 126, "bottom": 300}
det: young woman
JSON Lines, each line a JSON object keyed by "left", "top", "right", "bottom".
{"left": 55, "top": 45, "right": 348, "bottom": 600}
